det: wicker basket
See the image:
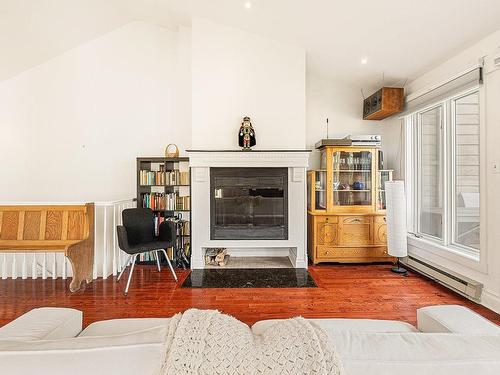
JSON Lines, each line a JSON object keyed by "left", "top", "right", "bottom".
{"left": 165, "top": 144, "right": 179, "bottom": 158}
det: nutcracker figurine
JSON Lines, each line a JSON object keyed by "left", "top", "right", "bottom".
{"left": 238, "top": 116, "right": 256, "bottom": 150}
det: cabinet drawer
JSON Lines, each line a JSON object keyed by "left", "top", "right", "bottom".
{"left": 316, "top": 246, "right": 336, "bottom": 258}
{"left": 315, "top": 216, "right": 338, "bottom": 224}
{"left": 339, "top": 216, "right": 372, "bottom": 246}
{"left": 316, "top": 246, "right": 389, "bottom": 259}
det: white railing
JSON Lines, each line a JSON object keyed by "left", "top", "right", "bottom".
{"left": 0, "top": 198, "right": 136, "bottom": 281}
{"left": 93, "top": 198, "right": 137, "bottom": 279}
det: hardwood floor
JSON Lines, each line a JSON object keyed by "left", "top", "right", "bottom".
{"left": 1, "top": 264, "right": 499, "bottom": 328}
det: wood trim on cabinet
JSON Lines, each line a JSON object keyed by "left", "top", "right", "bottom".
{"left": 326, "top": 149, "right": 334, "bottom": 212}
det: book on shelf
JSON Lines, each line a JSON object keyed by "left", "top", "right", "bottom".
{"left": 142, "top": 193, "right": 190, "bottom": 211}
{"left": 166, "top": 170, "right": 190, "bottom": 185}
{"left": 176, "top": 196, "right": 190, "bottom": 210}
{"left": 136, "top": 247, "right": 173, "bottom": 262}
{"left": 139, "top": 166, "right": 165, "bottom": 186}
{"left": 152, "top": 213, "right": 189, "bottom": 238}
{"left": 139, "top": 168, "right": 189, "bottom": 186}
{"left": 138, "top": 251, "right": 156, "bottom": 262}
{"left": 181, "top": 221, "right": 190, "bottom": 236}
{"left": 153, "top": 213, "right": 165, "bottom": 236}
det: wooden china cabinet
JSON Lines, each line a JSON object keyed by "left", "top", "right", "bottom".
{"left": 307, "top": 145, "right": 395, "bottom": 264}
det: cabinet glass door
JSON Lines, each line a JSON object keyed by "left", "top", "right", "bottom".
{"left": 377, "top": 170, "right": 393, "bottom": 210}
{"left": 332, "top": 151, "right": 372, "bottom": 206}
{"left": 320, "top": 150, "right": 327, "bottom": 170}
{"left": 314, "top": 171, "right": 327, "bottom": 210}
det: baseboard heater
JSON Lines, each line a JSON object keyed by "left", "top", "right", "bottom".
{"left": 401, "top": 256, "right": 483, "bottom": 302}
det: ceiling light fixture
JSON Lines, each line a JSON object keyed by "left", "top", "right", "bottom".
{"left": 244, "top": 2, "right": 252, "bottom": 9}
{"left": 361, "top": 58, "right": 368, "bottom": 64}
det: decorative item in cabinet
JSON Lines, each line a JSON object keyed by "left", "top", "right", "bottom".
{"left": 307, "top": 144, "right": 395, "bottom": 264}
{"left": 331, "top": 148, "right": 374, "bottom": 212}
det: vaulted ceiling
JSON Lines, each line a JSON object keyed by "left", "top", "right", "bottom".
{"left": 2, "top": 0, "right": 500, "bottom": 86}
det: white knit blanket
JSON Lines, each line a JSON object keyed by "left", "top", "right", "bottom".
{"left": 159, "top": 309, "right": 343, "bottom": 374}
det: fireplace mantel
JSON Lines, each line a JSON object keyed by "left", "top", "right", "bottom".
{"left": 187, "top": 150, "right": 311, "bottom": 168}
{"left": 187, "top": 149, "right": 311, "bottom": 152}
{"left": 187, "top": 150, "right": 311, "bottom": 269}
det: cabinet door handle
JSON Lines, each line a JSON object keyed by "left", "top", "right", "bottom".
{"left": 383, "top": 217, "right": 386, "bottom": 222}
{"left": 325, "top": 218, "right": 329, "bottom": 222}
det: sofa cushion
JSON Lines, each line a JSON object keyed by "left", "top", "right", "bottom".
{"left": 79, "top": 318, "right": 170, "bottom": 337}
{"left": 0, "top": 308, "right": 82, "bottom": 341}
{"left": 0, "top": 325, "right": 169, "bottom": 375}
{"left": 329, "top": 331, "right": 500, "bottom": 375}
{"left": 252, "top": 318, "right": 417, "bottom": 335}
{"left": 417, "top": 305, "right": 500, "bottom": 334}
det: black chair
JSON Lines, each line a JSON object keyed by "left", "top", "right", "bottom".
{"left": 116, "top": 208, "right": 178, "bottom": 294}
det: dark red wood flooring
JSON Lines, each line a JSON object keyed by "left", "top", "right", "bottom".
{"left": 1, "top": 264, "right": 498, "bottom": 328}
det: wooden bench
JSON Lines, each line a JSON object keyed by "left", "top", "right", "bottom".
{"left": 0, "top": 203, "right": 94, "bottom": 292}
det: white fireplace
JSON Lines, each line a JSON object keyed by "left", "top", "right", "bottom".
{"left": 188, "top": 150, "right": 310, "bottom": 269}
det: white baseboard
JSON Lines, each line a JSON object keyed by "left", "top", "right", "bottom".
{"left": 191, "top": 258, "right": 205, "bottom": 269}
{"left": 481, "top": 289, "right": 500, "bottom": 314}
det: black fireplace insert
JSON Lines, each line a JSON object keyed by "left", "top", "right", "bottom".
{"left": 210, "top": 167, "right": 288, "bottom": 240}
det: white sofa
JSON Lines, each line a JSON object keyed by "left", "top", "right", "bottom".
{"left": 0, "top": 305, "right": 498, "bottom": 375}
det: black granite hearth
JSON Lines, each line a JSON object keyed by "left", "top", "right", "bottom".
{"left": 181, "top": 268, "right": 317, "bottom": 288}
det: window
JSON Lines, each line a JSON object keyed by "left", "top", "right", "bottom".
{"left": 406, "top": 88, "right": 481, "bottom": 259}
{"left": 452, "top": 92, "right": 480, "bottom": 250}
{"left": 418, "top": 105, "right": 443, "bottom": 240}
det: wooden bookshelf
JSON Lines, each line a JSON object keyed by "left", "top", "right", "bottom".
{"left": 136, "top": 157, "right": 191, "bottom": 268}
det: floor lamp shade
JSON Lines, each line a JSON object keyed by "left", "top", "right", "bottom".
{"left": 385, "top": 181, "right": 407, "bottom": 258}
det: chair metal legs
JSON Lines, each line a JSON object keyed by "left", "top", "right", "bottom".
{"left": 117, "top": 251, "right": 177, "bottom": 295}
{"left": 124, "top": 254, "right": 138, "bottom": 295}
{"left": 116, "top": 254, "right": 137, "bottom": 295}
{"left": 117, "top": 255, "right": 132, "bottom": 282}
{"left": 155, "top": 250, "right": 161, "bottom": 272}
{"left": 160, "top": 249, "right": 178, "bottom": 282}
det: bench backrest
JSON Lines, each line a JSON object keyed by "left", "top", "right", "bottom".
{"left": 0, "top": 204, "right": 93, "bottom": 244}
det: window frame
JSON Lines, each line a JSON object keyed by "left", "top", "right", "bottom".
{"left": 448, "top": 90, "right": 481, "bottom": 257}
{"left": 405, "top": 86, "right": 484, "bottom": 265}
{"left": 415, "top": 102, "right": 446, "bottom": 242}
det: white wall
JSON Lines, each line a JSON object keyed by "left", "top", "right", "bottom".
{"left": 399, "top": 29, "right": 500, "bottom": 312}
{"left": 191, "top": 18, "right": 306, "bottom": 150}
{"left": 2, "top": 17, "right": 393, "bottom": 201}
{"left": 306, "top": 74, "right": 401, "bottom": 170}
{"left": 0, "top": 21, "right": 191, "bottom": 202}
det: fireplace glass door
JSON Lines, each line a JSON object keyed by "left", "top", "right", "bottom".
{"left": 210, "top": 168, "right": 288, "bottom": 240}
